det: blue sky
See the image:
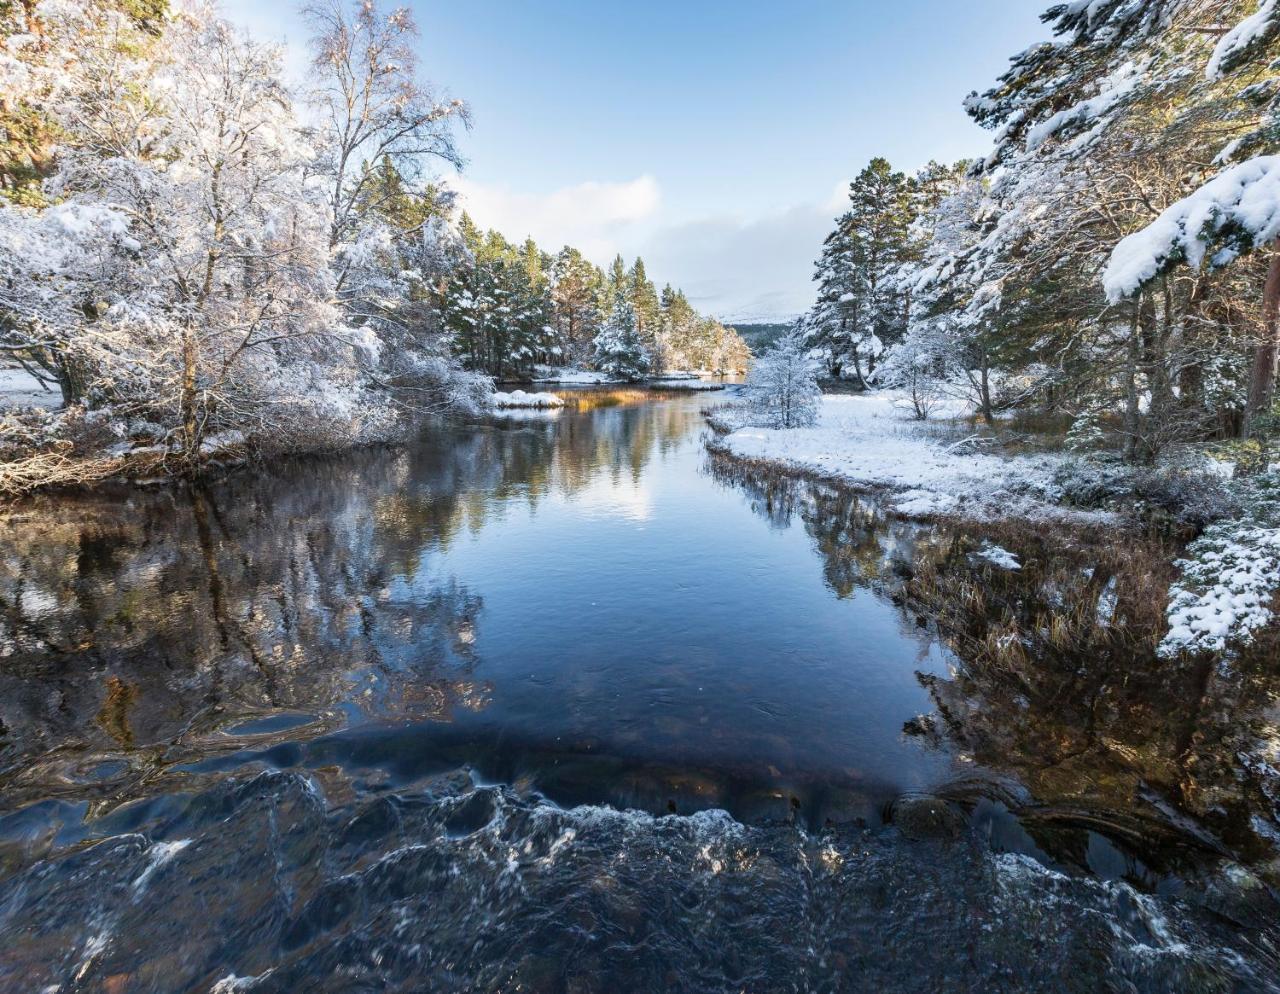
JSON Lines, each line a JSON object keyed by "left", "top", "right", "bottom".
{"left": 222, "top": 0, "right": 1049, "bottom": 319}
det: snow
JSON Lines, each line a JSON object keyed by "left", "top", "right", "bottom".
{"left": 1024, "top": 67, "right": 1138, "bottom": 151}
{"left": 1104, "top": 156, "right": 1280, "bottom": 301}
{"left": 0, "top": 367, "right": 59, "bottom": 409}
{"left": 715, "top": 392, "right": 1111, "bottom": 525}
{"left": 199, "top": 430, "right": 247, "bottom": 456}
{"left": 493, "top": 390, "right": 565, "bottom": 409}
{"left": 975, "top": 543, "right": 1023, "bottom": 570}
{"left": 531, "top": 367, "right": 625, "bottom": 385}
{"left": 1207, "top": 0, "right": 1280, "bottom": 79}
{"left": 1160, "top": 521, "right": 1280, "bottom": 657}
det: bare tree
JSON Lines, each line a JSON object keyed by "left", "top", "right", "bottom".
{"left": 303, "top": 0, "right": 471, "bottom": 254}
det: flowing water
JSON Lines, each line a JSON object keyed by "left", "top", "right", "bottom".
{"left": 0, "top": 389, "right": 1278, "bottom": 992}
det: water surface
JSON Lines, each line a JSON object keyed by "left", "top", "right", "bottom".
{"left": 1, "top": 390, "right": 1277, "bottom": 992}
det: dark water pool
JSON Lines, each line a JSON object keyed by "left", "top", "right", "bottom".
{"left": 0, "top": 390, "right": 1277, "bottom": 992}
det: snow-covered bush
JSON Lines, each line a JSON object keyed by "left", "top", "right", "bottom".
{"left": 1050, "top": 458, "right": 1237, "bottom": 527}
{"left": 877, "top": 323, "right": 954, "bottom": 420}
{"left": 1131, "top": 465, "right": 1240, "bottom": 529}
{"left": 1065, "top": 413, "right": 1107, "bottom": 453}
{"left": 744, "top": 328, "right": 821, "bottom": 429}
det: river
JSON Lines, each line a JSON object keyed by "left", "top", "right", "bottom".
{"left": 1, "top": 388, "right": 1277, "bottom": 992}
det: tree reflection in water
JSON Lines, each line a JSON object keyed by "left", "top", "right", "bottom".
{"left": 0, "top": 393, "right": 692, "bottom": 825}
{"left": 710, "top": 454, "right": 1280, "bottom": 888}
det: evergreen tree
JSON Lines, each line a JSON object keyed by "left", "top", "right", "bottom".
{"left": 594, "top": 285, "right": 651, "bottom": 380}
{"left": 551, "top": 247, "right": 605, "bottom": 363}
{"left": 806, "top": 158, "right": 918, "bottom": 383}
{"left": 628, "top": 257, "right": 661, "bottom": 365}
{"left": 605, "top": 254, "right": 628, "bottom": 300}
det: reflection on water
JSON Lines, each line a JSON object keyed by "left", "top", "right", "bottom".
{"left": 1, "top": 390, "right": 1278, "bottom": 991}
{"left": 712, "top": 459, "right": 1280, "bottom": 884}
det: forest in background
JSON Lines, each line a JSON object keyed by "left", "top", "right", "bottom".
{"left": 0, "top": 0, "right": 746, "bottom": 494}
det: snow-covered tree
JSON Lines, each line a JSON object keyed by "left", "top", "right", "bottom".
{"left": 303, "top": 0, "right": 468, "bottom": 251}
{"left": 877, "top": 322, "right": 955, "bottom": 420}
{"left": 594, "top": 286, "right": 650, "bottom": 381}
{"left": 1103, "top": 0, "right": 1280, "bottom": 433}
{"left": 806, "top": 158, "right": 919, "bottom": 384}
{"left": 745, "top": 326, "right": 821, "bottom": 429}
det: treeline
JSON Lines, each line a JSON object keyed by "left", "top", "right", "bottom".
{"left": 805, "top": 0, "right": 1280, "bottom": 467}
{"left": 438, "top": 213, "right": 749, "bottom": 381}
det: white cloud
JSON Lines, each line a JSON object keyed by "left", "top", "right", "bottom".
{"left": 448, "top": 174, "right": 661, "bottom": 261}
{"left": 638, "top": 205, "right": 832, "bottom": 321}
{"left": 447, "top": 172, "right": 829, "bottom": 320}
{"left": 824, "top": 180, "right": 849, "bottom": 213}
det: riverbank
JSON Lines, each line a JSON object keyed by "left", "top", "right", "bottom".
{"left": 708, "top": 391, "right": 1233, "bottom": 529}
{"left": 0, "top": 376, "right": 735, "bottom": 499}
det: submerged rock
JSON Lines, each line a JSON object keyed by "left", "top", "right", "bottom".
{"left": 890, "top": 794, "right": 968, "bottom": 841}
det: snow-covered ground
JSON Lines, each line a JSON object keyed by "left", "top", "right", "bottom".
{"left": 493, "top": 390, "right": 566, "bottom": 409}
{"left": 0, "top": 367, "right": 60, "bottom": 410}
{"left": 714, "top": 391, "right": 1109, "bottom": 525}
{"left": 530, "top": 367, "right": 625, "bottom": 385}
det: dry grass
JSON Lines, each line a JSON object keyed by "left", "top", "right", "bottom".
{"left": 0, "top": 447, "right": 173, "bottom": 500}
{"left": 905, "top": 518, "right": 1176, "bottom": 685}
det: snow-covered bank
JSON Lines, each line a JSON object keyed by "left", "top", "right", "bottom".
{"left": 530, "top": 367, "right": 626, "bottom": 385}
{"left": 712, "top": 392, "right": 1111, "bottom": 525}
{"left": 493, "top": 390, "right": 565, "bottom": 409}
{"left": 712, "top": 390, "right": 1280, "bottom": 658}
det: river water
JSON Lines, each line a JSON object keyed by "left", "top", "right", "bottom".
{"left": 0, "top": 389, "right": 1277, "bottom": 992}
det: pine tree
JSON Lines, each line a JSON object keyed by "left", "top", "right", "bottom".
{"left": 628, "top": 257, "right": 661, "bottom": 366}
{"left": 594, "top": 285, "right": 651, "bottom": 380}
{"left": 806, "top": 158, "right": 918, "bottom": 384}
{"left": 605, "top": 254, "right": 628, "bottom": 300}
{"left": 551, "top": 247, "right": 605, "bottom": 364}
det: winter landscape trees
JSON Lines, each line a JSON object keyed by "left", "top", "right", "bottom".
{"left": 744, "top": 328, "right": 820, "bottom": 429}
{"left": 749, "top": 0, "right": 1280, "bottom": 659}
{"left": 802, "top": 0, "right": 1280, "bottom": 471}
{"left": 0, "top": 0, "right": 745, "bottom": 494}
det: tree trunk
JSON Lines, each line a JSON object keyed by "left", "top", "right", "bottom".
{"left": 849, "top": 348, "right": 869, "bottom": 391}
{"left": 1243, "top": 244, "right": 1280, "bottom": 438}
{"left": 978, "top": 350, "right": 994, "bottom": 426}
{"left": 1123, "top": 304, "right": 1142, "bottom": 464}
{"left": 180, "top": 324, "right": 201, "bottom": 466}
{"left": 55, "top": 350, "right": 89, "bottom": 408}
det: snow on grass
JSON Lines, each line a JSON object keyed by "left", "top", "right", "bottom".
{"left": 714, "top": 391, "right": 1110, "bottom": 525}
{"left": 974, "top": 543, "right": 1022, "bottom": 571}
{"left": 0, "top": 367, "right": 59, "bottom": 409}
{"left": 530, "top": 367, "right": 625, "bottom": 385}
{"left": 493, "top": 390, "right": 565, "bottom": 409}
